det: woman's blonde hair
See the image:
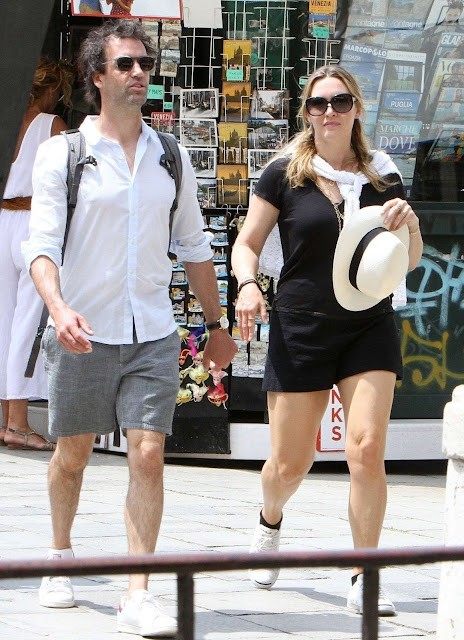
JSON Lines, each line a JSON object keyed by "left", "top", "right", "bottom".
{"left": 285, "top": 65, "right": 392, "bottom": 192}
{"left": 29, "top": 57, "right": 74, "bottom": 109}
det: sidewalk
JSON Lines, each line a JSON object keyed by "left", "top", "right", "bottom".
{"left": 0, "top": 449, "right": 446, "bottom": 639}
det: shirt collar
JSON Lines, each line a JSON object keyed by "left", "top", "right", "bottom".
{"left": 80, "top": 115, "right": 154, "bottom": 147}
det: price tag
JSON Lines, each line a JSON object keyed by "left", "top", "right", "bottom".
{"left": 227, "top": 69, "right": 244, "bottom": 81}
{"left": 163, "top": 101, "right": 173, "bottom": 110}
{"left": 313, "top": 26, "right": 330, "bottom": 38}
{"left": 147, "top": 84, "right": 164, "bottom": 100}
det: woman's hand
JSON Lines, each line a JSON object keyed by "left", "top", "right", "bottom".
{"left": 382, "top": 198, "right": 423, "bottom": 270}
{"left": 382, "top": 198, "right": 420, "bottom": 234}
{"left": 235, "top": 281, "right": 268, "bottom": 343}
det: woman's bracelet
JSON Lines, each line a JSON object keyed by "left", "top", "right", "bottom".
{"left": 237, "top": 277, "right": 260, "bottom": 295}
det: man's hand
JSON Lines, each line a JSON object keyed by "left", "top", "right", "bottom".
{"left": 53, "top": 305, "right": 94, "bottom": 354}
{"left": 202, "top": 329, "right": 238, "bottom": 371}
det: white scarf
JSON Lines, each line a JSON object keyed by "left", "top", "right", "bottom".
{"left": 259, "top": 150, "right": 401, "bottom": 278}
{"left": 258, "top": 150, "right": 407, "bottom": 307}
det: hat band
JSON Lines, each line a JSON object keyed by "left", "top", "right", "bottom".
{"left": 348, "top": 227, "right": 386, "bottom": 290}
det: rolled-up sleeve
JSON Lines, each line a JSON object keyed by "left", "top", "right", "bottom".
{"left": 169, "top": 145, "right": 213, "bottom": 263}
{"left": 22, "top": 136, "right": 69, "bottom": 272}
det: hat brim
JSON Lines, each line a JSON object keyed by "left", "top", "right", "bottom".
{"left": 333, "top": 205, "right": 410, "bottom": 312}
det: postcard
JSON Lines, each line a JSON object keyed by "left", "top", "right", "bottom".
{"left": 180, "top": 88, "right": 219, "bottom": 119}
{"left": 247, "top": 119, "right": 289, "bottom": 150}
{"left": 248, "top": 149, "right": 278, "bottom": 179}
{"left": 180, "top": 119, "right": 218, "bottom": 147}
{"left": 217, "top": 164, "right": 248, "bottom": 206}
{"left": 214, "top": 263, "right": 228, "bottom": 278}
{"left": 222, "top": 82, "right": 252, "bottom": 122}
{"left": 308, "top": 13, "right": 336, "bottom": 38}
{"left": 182, "top": 0, "right": 223, "bottom": 29}
{"left": 161, "top": 20, "right": 183, "bottom": 36}
{"left": 187, "top": 148, "right": 217, "bottom": 178}
{"left": 71, "top": 0, "right": 182, "bottom": 19}
{"left": 250, "top": 89, "right": 290, "bottom": 120}
{"left": 218, "top": 122, "right": 248, "bottom": 164}
{"left": 150, "top": 111, "right": 176, "bottom": 134}
{"left": 159, "top": 59, "right": 177, "bottom": 78}
{"left": 222, "top": 40, "right": 252, "bottom": 82}
{"left": 211, "top": 231, "right": 229, "bottom": 246}
{"left": 213, "top": 246, "right": 228, "bottom": 262}
{"left": 197, "top": 179, "right": 217, "bottom": 209}
{"left": 206, "top": 214, "right": 227, "bottom": 230}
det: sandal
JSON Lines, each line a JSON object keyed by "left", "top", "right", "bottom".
{"left": 0, "top": 426, "right": 7, "bottom": 446}
{"left": 6, "top": 427, "right": 55, "bottom": 451}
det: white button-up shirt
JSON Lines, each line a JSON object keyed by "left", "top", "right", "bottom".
{"left": 23, "top": 116, "right": 212, "bottom": 345}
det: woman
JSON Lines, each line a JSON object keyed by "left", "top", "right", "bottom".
{"left": 0, "top": 58, "right": 73, "bottom": 450}
{"left": 106, "top": 0, "right": 134, "bottom": 16}
{"left": 231, "top": 65, "right": 423, "bottom": 615}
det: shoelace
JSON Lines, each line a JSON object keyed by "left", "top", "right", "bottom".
{"left": 254, "top": 529, "right": 279, "bottom": 551}
{"left": 378, "top": 586, "right": 391, "bottom": 601}
{"left": 47, "top": 577, "right": 71, "bottom": 591}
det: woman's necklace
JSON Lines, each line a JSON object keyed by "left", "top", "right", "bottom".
{"left": 318, "top": 177, "right": 344, "bottom": 234}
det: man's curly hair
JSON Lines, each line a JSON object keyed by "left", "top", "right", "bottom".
{"left": 78, "top": 19, "right": 156, "bottom": 111}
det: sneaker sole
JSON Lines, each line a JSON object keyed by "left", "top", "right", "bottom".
{"left": 39, "top": 597, "right": 75, "bottom": 608}
{"left": 117, "top": 621, "right": 177, "bottom": 637}
{"left": 346, "top": 603, "right": 396, "bottom": 617}
{"left": 248, "top": 569, "right": 279, "bottom": 590}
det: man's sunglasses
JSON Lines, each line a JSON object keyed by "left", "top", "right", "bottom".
{"left": 104, "top": 56, "right": 156, "bottom": 72}
{"left": 305, "top": 93, "right": 356, "bottom": 116}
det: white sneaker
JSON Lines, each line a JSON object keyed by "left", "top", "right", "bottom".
{"left": 347, "top": 574, "right": 396, "bottom": 616}
{"left": 117, "top": 589, "right": 177, "bottom": 638}
{"left": 248, "top": 519, "right": 281, "bottom": 590}
{"left": 39, "top": 549, "right": 74, "bottom": 609}
{"left": 39, "top": 548, "right": 75, "bottom": 609}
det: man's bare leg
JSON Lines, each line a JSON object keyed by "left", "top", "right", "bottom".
{"left": 125, "top": 429, "right": 165, "bottom": 595}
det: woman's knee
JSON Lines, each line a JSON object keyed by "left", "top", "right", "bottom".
{"left": 346, "top": 433, "right": 385, "bottom": 476}
{"left": 268, "top": 456, "right": 313, "bottom": 487}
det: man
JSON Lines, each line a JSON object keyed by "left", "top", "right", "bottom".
{"left": 23, "top": 20, "right": 237, "bottom": 638}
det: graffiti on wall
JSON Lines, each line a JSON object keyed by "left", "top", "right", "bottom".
{"left": 397, "top": 242, "right": 464, "bottom": 391}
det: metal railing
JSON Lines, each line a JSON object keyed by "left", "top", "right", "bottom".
{"left": 1, "top": 545, "right": 464, "bottom": 639}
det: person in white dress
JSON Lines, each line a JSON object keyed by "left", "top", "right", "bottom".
{"left": 0, "top": 58, "right": 73, "bottom": 450}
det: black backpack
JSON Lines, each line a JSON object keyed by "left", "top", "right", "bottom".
{"left": 25, "top": 128, "right": 183, "bottom": 378}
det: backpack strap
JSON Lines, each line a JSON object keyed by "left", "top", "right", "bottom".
{"left": 25, "top": 130, "right": 96, "bottom": 378}
{"left": 157, "top": 131, "right": 183, "bottom": 246}
{"left": 62, "top": 129, "right": 96, "bottom": 256}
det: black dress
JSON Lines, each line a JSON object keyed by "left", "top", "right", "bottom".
{"left": 254, "top": 158, "right": 405, "bottom": 392}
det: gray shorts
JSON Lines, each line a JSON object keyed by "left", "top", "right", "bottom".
{"left": 42, "top": 327, "right": 180, "bottom": 438}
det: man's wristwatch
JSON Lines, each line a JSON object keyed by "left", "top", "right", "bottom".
{"left": 206, "top": 316, "right": 230, "bottom": 331}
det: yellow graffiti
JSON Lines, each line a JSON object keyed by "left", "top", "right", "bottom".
{"left": 399, "top": 320, "right": 464, "bottom": 390}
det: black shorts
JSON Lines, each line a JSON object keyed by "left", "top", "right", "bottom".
{"left": 263, "top": 307, "right": 402, "bottom": 393}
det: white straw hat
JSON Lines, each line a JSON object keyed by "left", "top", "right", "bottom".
{"left": 333, "top": 205, "right": 410, "bottom": 311}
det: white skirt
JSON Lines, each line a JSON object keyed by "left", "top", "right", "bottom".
{"left": 0, "top": 208, "right": 48, "bottom": 400}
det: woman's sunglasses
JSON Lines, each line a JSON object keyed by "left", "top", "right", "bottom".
{"left": 305, "top": 93, "right": 356, "bottom": 116}
{"left": 104, "top": 56, "right": 156, "bottom": 72}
